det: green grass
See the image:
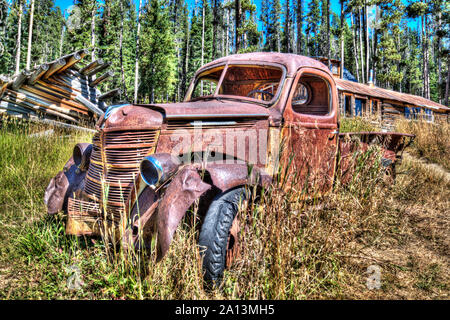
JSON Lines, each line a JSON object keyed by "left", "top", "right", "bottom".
{"left": 0, "top": 117, "right": 448, "bottom": 299}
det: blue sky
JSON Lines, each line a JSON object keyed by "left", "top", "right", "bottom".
{"left": 54, "top": 0, "right": 344, "bottom": 19}
{"left": 54, "top": 0, "right": 415, "bottom": 31}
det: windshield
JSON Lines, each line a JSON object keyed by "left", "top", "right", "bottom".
{"left": 188, "top": 64, "right": 285, "bottom": 105}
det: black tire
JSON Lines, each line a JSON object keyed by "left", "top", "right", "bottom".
{"left": 198, "top": 187, "right": 248, "bottom": 286}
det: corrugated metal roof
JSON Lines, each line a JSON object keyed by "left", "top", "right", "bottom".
{"left": 335, "top": 78, "right": 450, "bottom": 113}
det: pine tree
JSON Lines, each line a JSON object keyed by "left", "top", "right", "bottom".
{"left": 64, "top": 0, "right": 98, "bottom": 57}
{"left": 140, "top": 0, "right": 176, "bottom": 103}
{"left": 0, "top": 0, "right": 10, "bottom": 73}
{"left": 376, "top": 0, "right": 404, "bottom": 89}
{"left": 305, "top": 0, "right": 321, "bottom": 56}
{"left": 296, "top": 0, "right": 303, "bottom": 54}
{"left": 282, "top": 0, "right": 293, "bottom": 53}
{"left": 262, "top": 0, "right": 281, "bottom": 52}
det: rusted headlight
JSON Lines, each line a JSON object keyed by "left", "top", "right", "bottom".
{"left": 140, "top": 153, "right": 180, "bottom": 187}
{"left": 73, "top": 143, "right": 92, "bottom": 171}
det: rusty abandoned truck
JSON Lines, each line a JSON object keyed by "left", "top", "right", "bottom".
{"left": 45, "top": 53, "right": 413, "bottom": 283}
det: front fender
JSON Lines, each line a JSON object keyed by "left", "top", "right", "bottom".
{"left": 156, "top": 167, "right": 211, "bottom": 260}
{"left": 204, "top": 163, "right": 272, "bottom": 192}
{"left": 126, "top": 162, "right": 272, "bottom": 261}
{"left": 44, "top": 157, "right": 86, "bottom": 215}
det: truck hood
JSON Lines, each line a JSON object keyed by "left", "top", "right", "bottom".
{"left": 140, "top": 99, "right": 270, "bottom": 120}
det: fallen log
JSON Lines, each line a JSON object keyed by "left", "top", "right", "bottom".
{"left": 86, "top": 62, "right": 112, "bottom": 77}
{"left": 42, "top": 58, "right": 67, "bottom": 80}
{"left": 2, "top": 93, "right": 79, "bottom": 123}
{"left": 28, "top": 63, "right": 50, "bottom": 85}
{"left": 0, "top": 75, "right": 11, "bottom": 97}
{"left": 90, "top": 71, "right": 114, "bottom": 87}
{"left": 75, "top": 94, "right": 105, "bottom": 116}
{"left": 12, "top": 70, "right": 31, "bottom": 90}
{"left": 0, "top": 51, "right": 117, "bottom": 129}
{"left": 98, "top": 88, "right": 121, "bottom": 101}
{"left": 79, "top": 59, "right": 104, "bottom": 75}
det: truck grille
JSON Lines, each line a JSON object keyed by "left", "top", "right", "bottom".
{"left": 83, "top": 129, "right": 158, "bottom": 222}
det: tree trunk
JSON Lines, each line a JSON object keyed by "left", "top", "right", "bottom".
{"left": 91, "top": 2, "right": 96, "bottom": 62}
{"left": 437, "top": 11, "right": 442, "bottom": 103}
{"left": 134, "top": 0, "right": 142, "bottom": 104}
{"left": 59, "top": 16, "right": 65, "bottom": 57}
{"left": 422, "top": 14, "right": 430, "bottom": 99}
{"left": 364, "top": 2, "right": 369, "bottom": 83}
{"left": 359, "top": 9, "right": 365, "bottom": 83}
{"left": 326, "top": 0, "right": 330, "bottom": 61}
{"left": 285, "top": 0, "right": 290, "bottom": 53}
{"left": 15, "top": 1, "right": 23, "bottom": 74}
{"left": 226, "top": 9, "right": 229, "bottom": 56}
{"left": 212, "top": 0, "right": 218, "bottom": 59}
{"left": 26, "top": 0, "right": 35, "bottom": 70}
{"left": 235, "top": 0, "right": 240, "bottom": 53}
{"left": 445, "top": 54, "right": 449, "bottom": 106}
{"left": 372, "top": 9, "right": 379, "bottom": 86}
{"left": 201, "top": 5, "right": 205, "bottom": 94}
{"left": 351, "top": 13, "right": 360, "bottom": 82}
{"left": 181, "top": 13, "right": 189, "bottom": 98}
{"left": 340, "top": 0, "right": 344, "bottom": 78}
{"left": 297, "top": 0, "right": 302, "bottom": 54}
{"left": 119, "top": 0, "right": 126, "bottom": 98}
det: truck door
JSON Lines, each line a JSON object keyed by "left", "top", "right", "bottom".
{"left": 281, "top": 67, "right": 339, "bottom": 195}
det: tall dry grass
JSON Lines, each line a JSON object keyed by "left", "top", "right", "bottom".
{"left": 339, "top": 116, "right": 381, "bottom": 133}
{"left": 0, "top": 117, "right": 448, "bottom": 299}
{"left": 395, "top": 119, "right": 450, "bottom": 170}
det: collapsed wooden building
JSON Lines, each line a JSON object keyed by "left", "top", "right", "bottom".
{"left": 0, "top": 49, "right": 121, "bottom": 131}
{"left": 315, "top": 57, "right": 450, "bottom": 131}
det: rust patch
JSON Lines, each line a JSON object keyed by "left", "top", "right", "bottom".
{"left": 156, "top": 167, "right": 211, "bottom": 260}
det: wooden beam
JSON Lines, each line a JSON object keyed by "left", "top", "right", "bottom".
{"left": 58, "top": 51, "right": 82, "bottom": 73}
{"left": 350, "top": 94, "right": 356, "bottom": 117}
{"left": 12, "top": 69, "right": 31, "bottom": 90}
{"left": 75, "top": 94, "right": 105, "bottom": 116}
{"left": 89, "top": 71, "right": 113, "bottom": 87}
{"left": 86, "top": 62, "right": 111, "bottom": 77}
{"left": 98, "top": 88, "right": 121, "bottom": 101}
{"left": 79, "top": 59, "right": 104, "bottom": 75}
{"left": 42, "top": 58, "right": 66, "bottom": 80}
{"left": 28, "top": 63, "right": 49, "bottom": 85}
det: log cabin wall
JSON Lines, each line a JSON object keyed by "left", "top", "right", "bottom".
{"left": 0, "top": 50, "right": 121, "bottom": 131}
{"left": 313, "top": 57, "right": 449, "bottom": 130}
{"left": 335, "top": 78, "right": 450, "bottom": 131}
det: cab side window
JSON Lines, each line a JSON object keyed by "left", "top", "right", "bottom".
{"left": 292, "top": 74, "right": 330, "bottom": 116}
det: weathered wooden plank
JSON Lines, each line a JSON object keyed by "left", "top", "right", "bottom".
{"left": 8, "top": 89, "right": 90, "bottom": 119}
{"left": 42, "top": 58, "right": 67, "bottom": 80}
{"left": 2, "top": 93, "right": 79, "bottom": 123}
{"left": 79, "top": 59, "right": 104, "bottom": 75}
{"left": 28, "top": 63, "right": 50, "bottom": 85}
{"left": 75, "top": 94, "right": 105, "bottom": 116}
{"left": 89, "top": 71, "right": 113, "bottom": 87}
{"left": 98, "top": 88, "right": 121, "bottom": 101}
{"left": 86, "top": 62, "right": 112, "bottom": 77}
{"left": 12, "top": 69, "right": 31, "bottom": 90}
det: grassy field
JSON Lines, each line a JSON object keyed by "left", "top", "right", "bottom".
{"left": 0, "top": 117, "right": 448, "bottom": 299}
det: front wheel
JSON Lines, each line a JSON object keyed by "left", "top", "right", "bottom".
{"left": 198, "top": 187, "right": 248, "bottom": 286}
